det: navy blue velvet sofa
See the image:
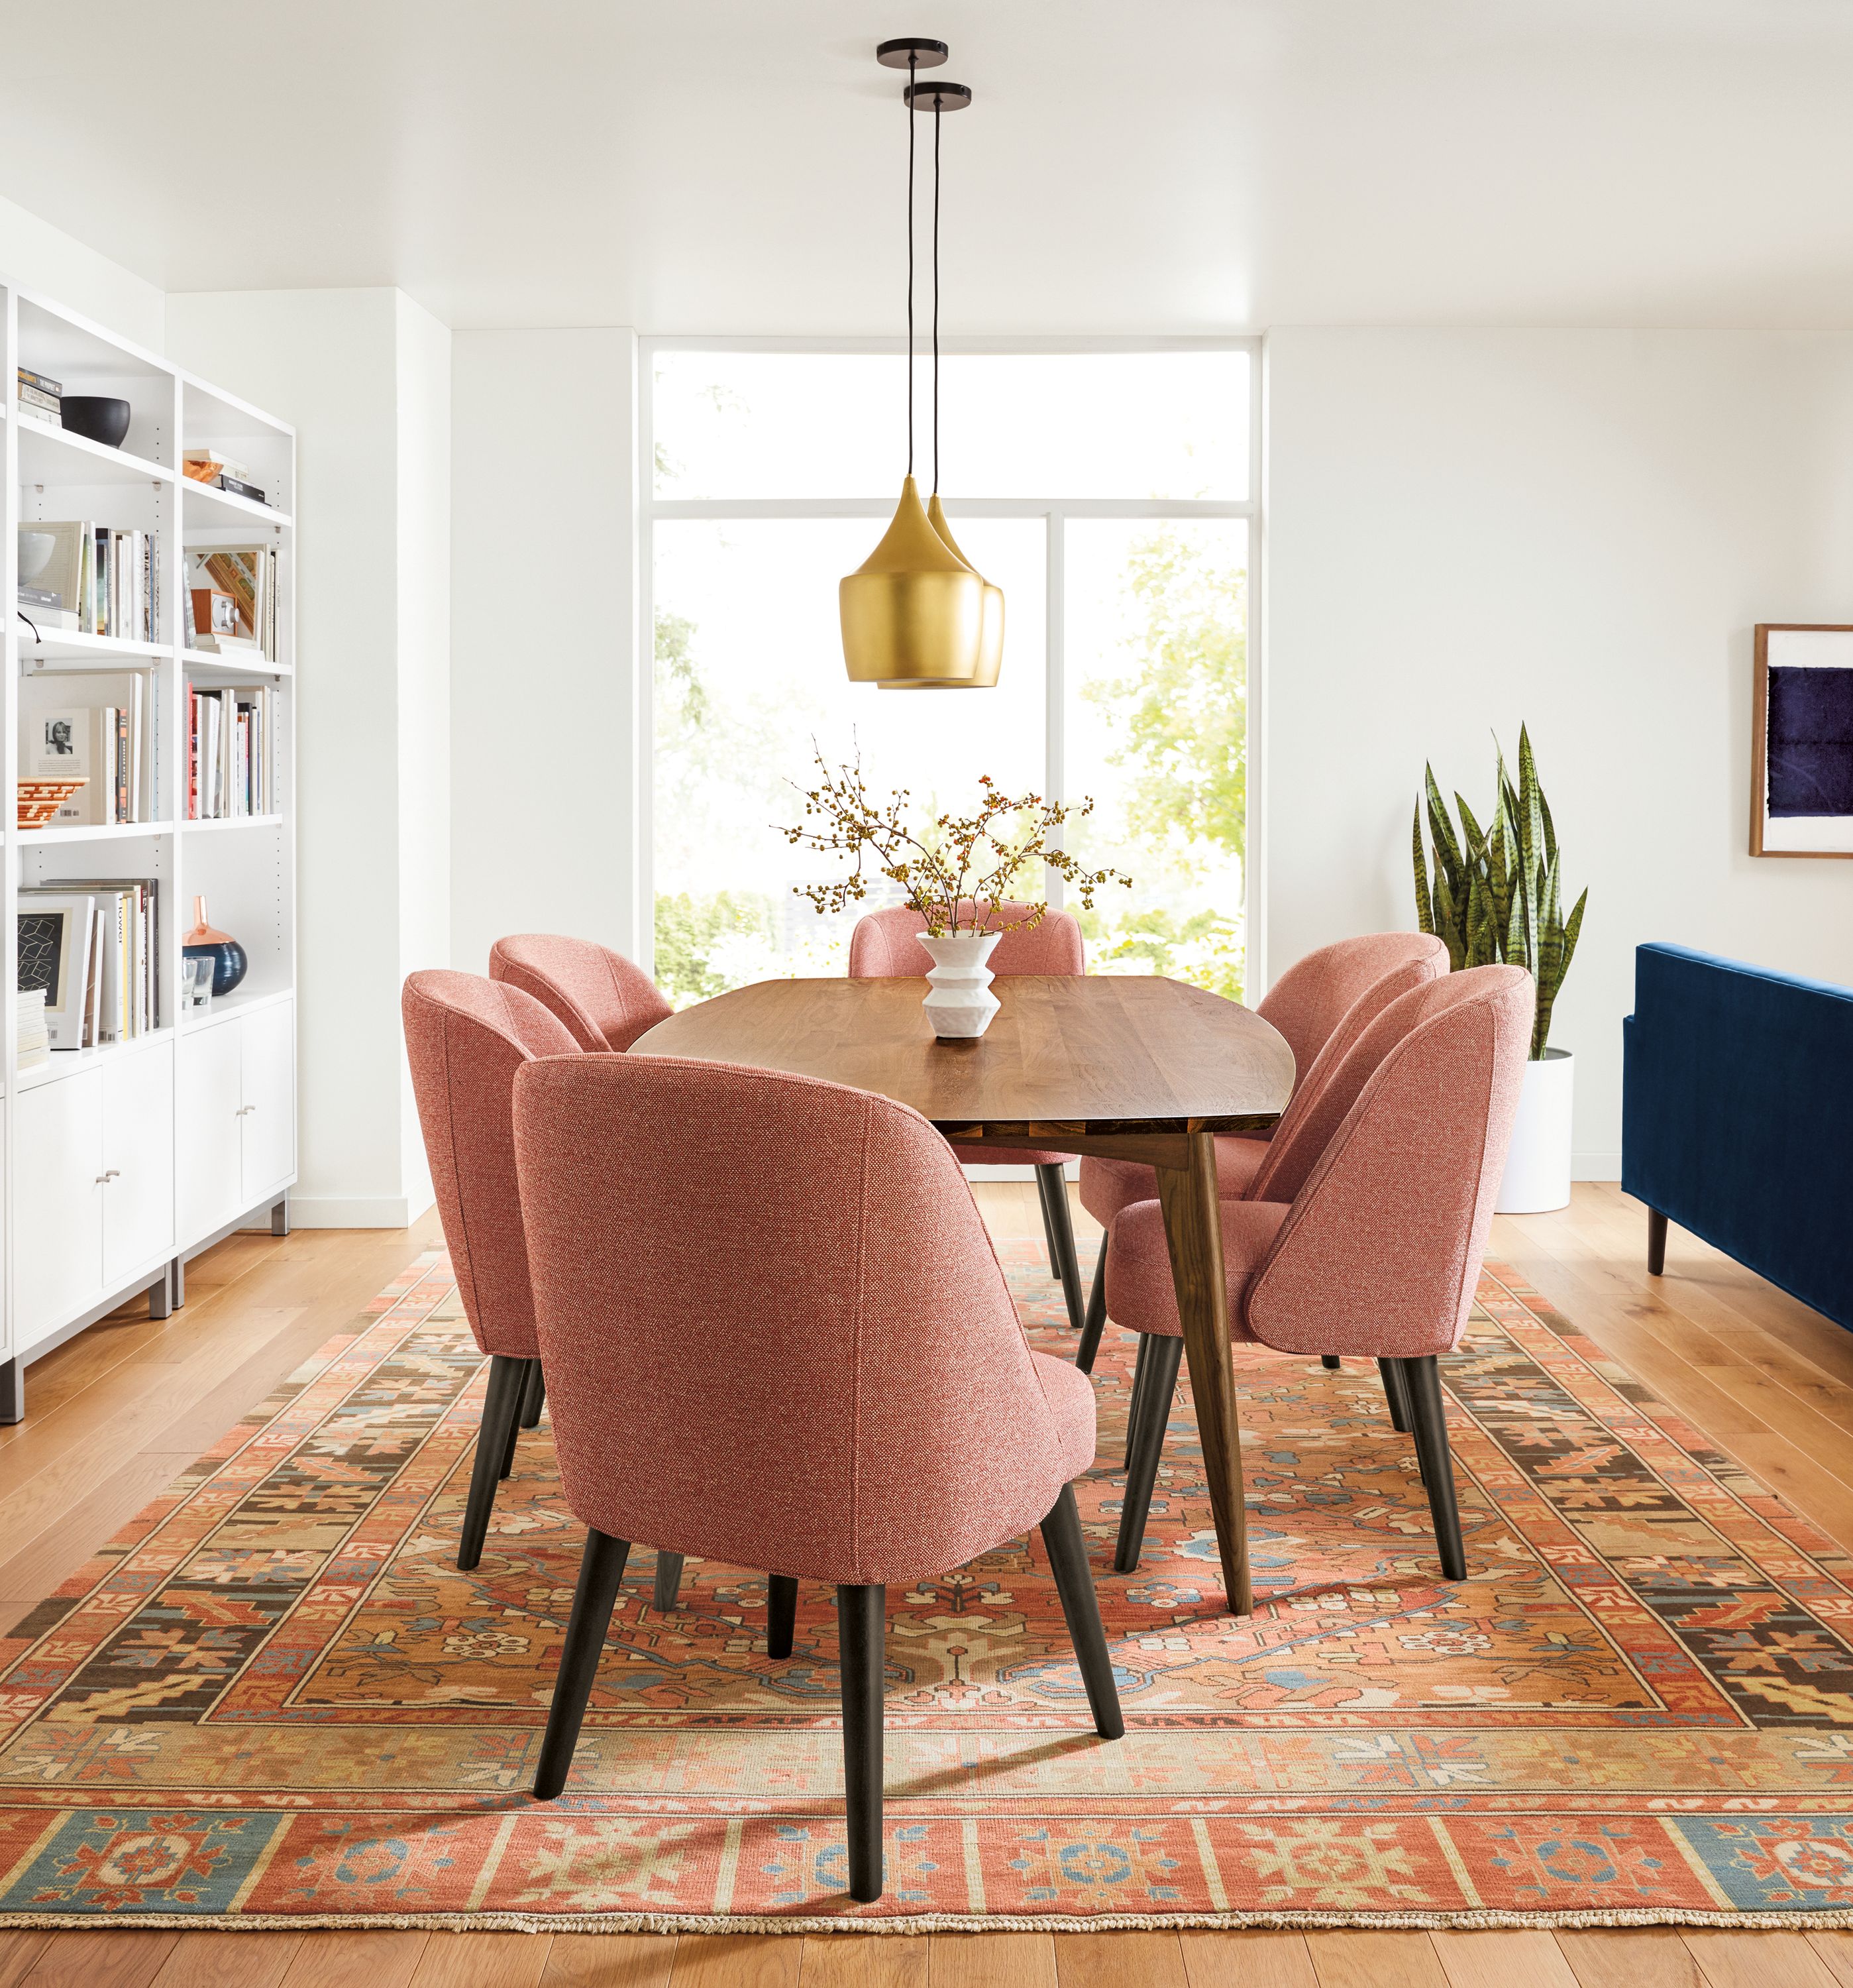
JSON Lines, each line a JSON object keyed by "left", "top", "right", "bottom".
{"left": 1622, "top": 943, "right": 1853, "bottom": 1332}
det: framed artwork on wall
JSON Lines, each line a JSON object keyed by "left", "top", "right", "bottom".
{"left": 1752, "top": 624, "right": 1853, "bottom": 857}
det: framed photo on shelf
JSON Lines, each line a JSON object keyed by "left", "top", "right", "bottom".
{"left": 1752, "top": 624, "right": 1853, "bottom": 857}
{"left": 16, "top": 895, "right": 95, "bottom": 1051}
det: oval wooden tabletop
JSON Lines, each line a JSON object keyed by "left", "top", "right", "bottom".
{"left": 629, "top": 975, "right": 1296, "bottom": 1141}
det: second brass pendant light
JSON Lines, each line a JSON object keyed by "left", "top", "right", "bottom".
{"left": 838, "top": 36, "right": 1004, "bottom": 690}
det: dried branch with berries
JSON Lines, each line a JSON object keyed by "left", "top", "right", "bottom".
{"left": 781, "top": 746, "right": 1132, "bottom": 937}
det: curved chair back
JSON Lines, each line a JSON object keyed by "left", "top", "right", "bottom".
{"left": 402, "top": 971, "right": 579, "bottom": 1359}
{"left": 1248, "top": 964, "right": 1533, "bottom": 1358}
{"left": 511, "top": 1052, "right": 1091, "bottom": 1584}
{"left": 1259, "top": 933, "right": 1448, "bottom": 1083}
{"left": 489, "top": 934, "right": 672, "bottom": 1052}
{"left": 847, "top": 902, "right": 1085, "bottom": 980}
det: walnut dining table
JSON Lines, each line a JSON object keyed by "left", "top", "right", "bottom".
{"left": 629, "top": 973, "right": 1297, "bottom": 1617}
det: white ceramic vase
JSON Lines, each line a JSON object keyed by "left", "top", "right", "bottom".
{"left": 1495, "top": 1047, "right": 1573, "bottom": 1213}
{"left": 918, "top": 931, "right": 1002, "bottom": 1039}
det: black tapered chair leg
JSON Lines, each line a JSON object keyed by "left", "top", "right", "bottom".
{"left": 533, "top": 1527, "right": 630, "bottom": 1798}
{"left": 500, "top": 1360, "right": 535, "bottom": 1479}
{"left": 1379, "top": 1356, "right": 1414, "bottom": 1433}
{"left": 1321, "top": 1354, "right": 1341, "bottom": 1371}
{"left": 1122, "top": 1328, "right": 1153, "bottom": 1466}
{"left": 1647, "top": 1207, "right": 1668, "bottom": 1277}
{"left": 1036, "top": 1164, "right": 1087, "bottom": 1337}
{"left": 768, "top": 1574, "right": 798, "bottom": 1659}
{"left": 519, "top": 1362, "right": 547, "bottom": 1429}
{"left": 1114, "top": 1333, "right": 1184, "bottom": 1573}
{"left": 1039, "top": 1484, "right": 1125, "bottom": 1738}
{"left": 1401, "top": 1356, "right": 1467, "bottom": 1581}
{"left": 458, "top": 1354, "right": 529, "bottom": 1571}
{"left": 1074, "top": 1232, "right": 1110, "bottom": 1373}
{"left": 653, "top": 1550, "right": 685, "bottom": 1614}
{"left": 836, "top": 1582, "right": 887, "bottom": 1904}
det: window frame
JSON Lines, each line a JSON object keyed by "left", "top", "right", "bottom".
{"left": 635, "top": 334, "right": 1265, "bottom": 987}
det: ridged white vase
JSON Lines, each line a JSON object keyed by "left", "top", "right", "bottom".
{"left": 1495, "top": 1048, "right": 1573, "bottom": 1213}
{"left": 918, "top": 932, "right": 1002, "bottom": 1039}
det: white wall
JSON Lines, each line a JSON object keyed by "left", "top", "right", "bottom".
{"left": 0, "top": 192, "right": 163, "bottom": 350}
{"left": 449, "top": 329, "right": 639, "bottom": 973}
{"left": 164, "top": 287, "right": 453, "bottom": 1225}
{"left": 1265, "top": 329, "right": 1853, "bottom": 1176}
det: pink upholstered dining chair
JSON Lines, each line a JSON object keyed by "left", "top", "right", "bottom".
{"left": 848, "top": 901, "right": 1091, "bottom": 1337}
{"left": 1100, "top": 964, "right": 1533, "bottom": 1583}
{"left": 401, "top": 970, "right": 580, "bottom": 1572}
{"left": 512, "top": 1051, "right": 1122, "bottom": 1905}
{"left": 489, "top": 933, "right": 672, "bottom": 1053}
{"left": 487, "top": 930, "right": 690, "bottom": 1610}
{"left": 1073, "top": 932, "right": 1448, "bottom": 1372}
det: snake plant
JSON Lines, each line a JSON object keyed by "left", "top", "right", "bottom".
{"left": 1411, "top": 725, "right": 1587, "bottom": 1060}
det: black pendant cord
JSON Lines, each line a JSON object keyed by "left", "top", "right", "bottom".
{"left": 906, "top": 53, "right": 916, "bottom": 480}
{"left": 931, "top": 96, "right": 941, "bottom": 495}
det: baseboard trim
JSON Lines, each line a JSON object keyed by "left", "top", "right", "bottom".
{"left": 288, "top": 1197, "right": 415, "bottom": 1230}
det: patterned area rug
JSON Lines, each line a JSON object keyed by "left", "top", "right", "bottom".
{"left": 0, "top": 1244, "right": 1850, "bottom": 1932}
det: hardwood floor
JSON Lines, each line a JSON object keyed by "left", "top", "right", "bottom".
{"left": 3, "top": 1182, "right": 1849, "bottom": 1983}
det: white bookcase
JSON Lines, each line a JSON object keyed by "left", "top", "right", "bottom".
{"left": 1, "top": 278, "right": 297, "bottom": 1421}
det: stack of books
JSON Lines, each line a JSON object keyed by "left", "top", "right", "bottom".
{"left": 15, "top": 991, "right": 48, "bottom": 1072}
{"left": 17, "top": 367, "right": 61, "bottom": 426}
{"left": 187, "top": 680, "right": 277, "bottom": 818}
{"left": 183, "top": 450, "right": 268, "bottom": 506}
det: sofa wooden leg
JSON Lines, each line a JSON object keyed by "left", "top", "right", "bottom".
{"left": 652, "top": 1551, "right": 685, "bottom": 1614}
{"left": 836, "top": 1582, "right": 888, "bottom": 1903}
{"left": 1321, "top": 1354, "right": 1340, "bottom": 1370}
{"left": 1040, "top": 1483, "right": 1125, "bottom": 1738}
{"left": 460, "top": 1355, "right": 529, "bottom": 1571}
{"left": 1037, "top": 1164, "right": 1087, "bottom": 1337}
{"left": 1074, "top": 1231, "right": 1110, "bottom": 1372}
{"left": 1379, "top": 1356, "right": 1414, "bottom": 1433}
{"left": 1115, "top": 1333, "right": 1183, "bottom": 1573}
{"left": 1647, "top": 1207, "right": 1668, "bottom": 1277}
{"left": 519, "top": 1362, "right": 547, "bottom": 1429}
{"left": 768, "top": 1574, "right": 798, "bottom": 1659}
{"left": 533, "top": 1527, "right": 629, "bottom": 1798}
{"left": 1401, "top": 1355, "right": 1467, "bottom": 1580}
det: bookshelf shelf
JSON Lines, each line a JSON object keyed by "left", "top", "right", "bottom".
{"left": 20, "top": 630, "right": 172, "bottom": 667}
{"left": 17, "top": 820, "right": 176, "bottom": 846}
{"left": 181, "top": 480, "right": 291, "bottom": 530}
{"left": 16, "top": 419, "right": 174, "bottom": 490}
{"left": 13, "top": 1024, "right": 176, "bottom": 1095}
{"left": 7, "top": 275, "right": 297, "bottom": 1414}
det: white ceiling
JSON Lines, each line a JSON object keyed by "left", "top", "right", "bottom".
{"left": 7, "top": 1, "right": 1853, "bottom": 333}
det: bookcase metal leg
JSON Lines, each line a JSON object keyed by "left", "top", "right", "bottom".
{"left": 0, "top": 1359, "right": 21, "bottom": 1427}
{"left": 148, "top": 1272, "right": 172, "bottom": 1321}
{"left": 170, "top": 1256, "right": 186, "bottom": 1311}
{"left": 271, "top": 1197, "right": 290, "bottom": 1238}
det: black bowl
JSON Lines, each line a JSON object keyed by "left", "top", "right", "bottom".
{"left": 60, "top": 396, "right": 131, "bottom": 449}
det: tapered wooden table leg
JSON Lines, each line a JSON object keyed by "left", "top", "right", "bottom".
{"left": 1153, "top": 1129, "right": 1251, "bottom": 1616}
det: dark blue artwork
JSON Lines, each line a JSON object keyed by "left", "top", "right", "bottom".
{"left": 1767, "top": 665, "right": 1853, "bottom": 816}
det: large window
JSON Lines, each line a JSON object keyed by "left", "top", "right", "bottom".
{"left": 643, "top": 344, "right": 1259, "bottom": 1003}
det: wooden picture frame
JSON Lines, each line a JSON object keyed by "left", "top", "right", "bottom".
{"left": 1752, "top": 624, "right": 1853, "bottom": 857}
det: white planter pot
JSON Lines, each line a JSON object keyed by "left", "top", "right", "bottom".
{"left": 1495, "top": 1047, "right": 1573, "bottom": 1213}
{"left": 918, "top": 932, "right": 1002, "bottom": 1039}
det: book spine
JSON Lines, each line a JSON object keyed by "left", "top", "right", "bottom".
{"left": 16, "top": 367, "right": 62, "bottom": 396}
{"left": 218, "top": 475, "right": 268, "bottom": 504}
{"left": 16, "top": 384, "right": 60, "bottom": 415}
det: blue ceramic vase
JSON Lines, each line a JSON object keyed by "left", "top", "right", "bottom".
{"left": 184, "top": 895, "right": 248, "bottom": 997}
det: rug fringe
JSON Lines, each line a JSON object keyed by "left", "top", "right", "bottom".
{"left": 5, "top": 1906, "right": 1853, "bottom": 1934}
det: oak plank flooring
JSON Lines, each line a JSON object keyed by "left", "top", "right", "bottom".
{"left": 9, "top": 1185, "right": 1846, "bottom": 1981}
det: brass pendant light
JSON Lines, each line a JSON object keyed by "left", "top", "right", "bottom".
{"left": 839, "top": 39, "right": 988, "bottom": 687}
{"left": 888, "top": 81, "right": 1004, "bottom": 690}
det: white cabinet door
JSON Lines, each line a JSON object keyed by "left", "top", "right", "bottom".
{"left": 13, "top": 1072, "right": 105, "bottom": 1348}
{"left": 240, "top": 1002, "right": 295, "bottom": 1204}
{"left": 101, "top": 1044, "right": 175, "bottom": 1286}
{"left": 176, "top": 1022, "right": 244, "bottom": 1247}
